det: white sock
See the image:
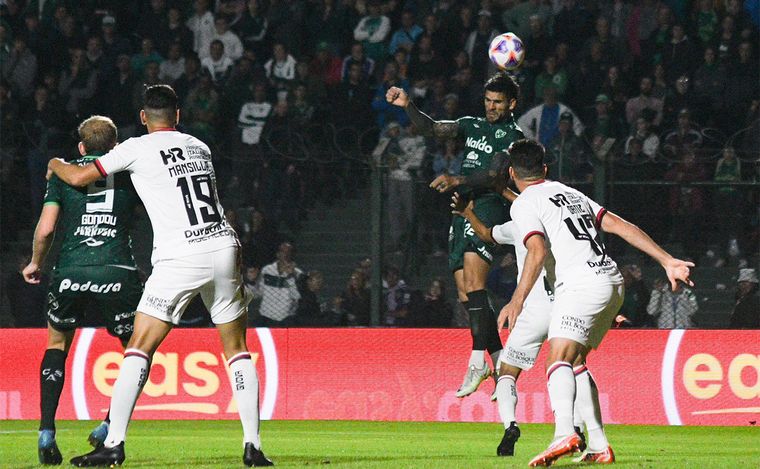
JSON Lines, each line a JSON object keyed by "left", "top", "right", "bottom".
{"left": 574, "top": 366, "right": 608, "bottom": 451}
{"left": 227, "top": 352, "right": 262, "bottom": 449}
{"left": 468, "top": 350, "right": 485, "bottom": 368}
{"left": 496, "top": 374, "right": 517, "bottom": 428}
{"left": 489, "top": 351, "right": 501, "bottom": 370}
{"left": 547, "top": 361, "right": 575, "bottom": 441}
{"left": 104, "top": 349, "right": 149, "bottom": 447}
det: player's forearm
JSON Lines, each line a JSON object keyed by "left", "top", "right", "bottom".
{"left": 511, "top": 244, "right": 546, "bottom": 305}
{"left": 606, "top": 215, "right": 671, "bottom": 266}
{"left": 49, "top": 159, "right": 87, "bottom": 187}
{"left": 461, "top": 209, "right": 495, "bottom": 244}
{"left": 402, "top": 100, "right": 459, "bottom": 139}
{"left": 31, "top": 227, "right": 54, "bottom": 266}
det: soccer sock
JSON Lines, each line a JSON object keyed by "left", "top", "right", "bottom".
{"left": 104, "top": 349, "right": 150, "bottom": 447}
{"left": 496, "top": 374, "right": 518, "bottom": 428}
{"left": 547, "top": 361, "right": 576, "bottom": 440}
{"left": 467, "top": 350, "right": 485, "bottom": 368}
{"left": 39, "top": 349, "right": 67, "bottom": 431}
{"left": 468, "top": 290, "right": 502, "bottom": 355}
{"left": 227, "top": 352, "right": 262, "bottom": 449}
{"left": 574, "top": 365, "right": 609, "bottom": 451}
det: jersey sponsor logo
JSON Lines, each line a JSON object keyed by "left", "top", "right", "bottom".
{"left": 59, "top": 279, "right": 122, "bottom": 294}
{"left": 495, "top": 129, "right": 507, "bottom": 139}
{"left": 81, "top": 214, "right": 117, "bottom": 225}
{"left": 47, "top": 311, "right": 75, "bottom": 324}
{"left": 114, "top": 311, "right": 135, "bottom": 321}
{"left": 160, "top": 147, "right": 185, "bottom": 165}
{"left": 464, "top": 136, "right": 493, "bottom": 154}
{"left": 143, "top": 294, "right": 175, "bottom": 315}
{"left": 184, "top": 222, "right": 229, "bottom": 240}
{"left": 465, "top": 151, "right": 478, "bottom": 161}
{"left": 42, "top": 368, "right": 63, "bottom": 382}
{"left": 587, "top": 259, "right": 614, "bottom": 268}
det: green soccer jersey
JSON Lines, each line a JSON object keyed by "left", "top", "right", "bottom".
{"left": 43, "top": 155, "right": 139, "bottom": 268}
{"left": 456, "top": 114, "right": 524, "bottom": 196}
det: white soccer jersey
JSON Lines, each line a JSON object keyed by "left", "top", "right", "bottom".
{"left": 95, "top": 129, "right": 237, "bottom": 263}
{"left": 491, "top": 221, "right": 555, "bottom": 307}
{"left": 510, "top": 180, "right": 623, "bottom": 289}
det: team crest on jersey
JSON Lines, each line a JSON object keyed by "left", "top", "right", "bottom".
{"left": 466, "top": 151, "right": 478, "bottom": 161}
{"left": 495, "top": 129, "right": 507, "bottom": 139}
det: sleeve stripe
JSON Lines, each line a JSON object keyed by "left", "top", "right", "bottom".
{"left": 94, "top": 159, "right": 108, "bottom": 177}
{"left": 43, "top": 201, "right": 60, "bottom": 206}
{"left": 595, "top": 208, "right": 608, "bottom": 229}
{"left": 523, "top": 231, "right": 545, "bottom": 246}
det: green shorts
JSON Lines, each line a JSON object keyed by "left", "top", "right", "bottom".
{"left": 448, "top": 195, "right": 510, "bottom": 272}
{"left": 46, "top": 265, "right": 142, "bottom": 341}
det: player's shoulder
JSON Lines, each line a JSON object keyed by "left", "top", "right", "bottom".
{"left": 455, "top": 116, "right": 480, "bottom": 126}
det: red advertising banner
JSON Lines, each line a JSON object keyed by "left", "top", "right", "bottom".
{"left": 0, "top": 328, "right": 757, "bottom": 425}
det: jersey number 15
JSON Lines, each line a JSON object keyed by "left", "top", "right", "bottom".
{"left": 176, "top": 174, "right": 222, "bottom": 226}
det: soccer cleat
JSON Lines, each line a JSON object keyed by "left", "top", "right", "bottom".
{"left": 244, "top": 442, "right": 274, "bottom": 466}
{"left": 575, "top": 446, "right": 616, "bottom": 464}
{"left": 38, "top": 429, "right": 63, "bottom": 465}
{"left": 70, "top": 441, "right": 125, "bottom": 467}
{"left": 455, "top": 363, "right": 491, "bottom": 398}
{"left": 574, "top": 426, "right": 587, "bottom": 453}
{"left": 497, "top": 423, "right": 520, "bottom": 456}
{"left": 88, "top": 421, "right": 109, "bottom": 448}
{"left": 528, "top": 433, "right": 584, "bottom": 467}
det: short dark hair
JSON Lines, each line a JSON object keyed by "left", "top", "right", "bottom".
{"left": 78, "top": 115, "right": 117, "bottom": 153}
{"left": 143, "top": 84, "right": 178, "bottom": 123}
{"left": 484, "top": 72, "right": 519, "bottom": 100}
{"left": 508, "top": 139, "right": 545, "bottom": 179}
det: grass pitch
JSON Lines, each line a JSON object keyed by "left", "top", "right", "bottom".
{"left": 1, "top": 420, "right": 758, "bottom": 468}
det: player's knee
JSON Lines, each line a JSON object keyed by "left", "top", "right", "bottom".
{"left": 498, "top": 362, "right": 521, "bottom": 379}
{"left": 46, "top": 328, "right": 74, "bottom": 352}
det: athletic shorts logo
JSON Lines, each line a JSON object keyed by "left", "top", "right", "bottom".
{"left": 59, "top": 279, "right": 122, "bottom": 294}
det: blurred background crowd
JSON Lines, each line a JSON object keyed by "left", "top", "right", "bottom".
{"left": 0, "top": 0, "right": 758, "bottom": 329}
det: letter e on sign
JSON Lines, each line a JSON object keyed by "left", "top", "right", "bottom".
{"left": 683, "top": 353, "right": 722, "bottom": 399}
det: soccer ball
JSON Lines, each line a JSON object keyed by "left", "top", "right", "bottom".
{"left": 488, "top": 33, "right": 525, "bottom": 71}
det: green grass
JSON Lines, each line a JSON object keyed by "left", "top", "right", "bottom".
{"left": 1, "top": 420, "right": 758, "bottom": 468}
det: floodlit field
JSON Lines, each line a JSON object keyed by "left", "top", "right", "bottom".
{"left": 1, "top": 420, "right": 758, "bottom": 468}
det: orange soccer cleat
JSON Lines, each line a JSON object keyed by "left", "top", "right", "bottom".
{"left": 528, "top": 433, "right": 584, "bottom": 467}
{"left": 576, "top": 446, "right": 616, "bottom": 464}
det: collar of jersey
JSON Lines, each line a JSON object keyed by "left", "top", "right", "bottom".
{"left": 82, "top": 151, "right": 106, "bottom": 160}
{"left": 525, "top": 179, "right": 546, "bottom": 187}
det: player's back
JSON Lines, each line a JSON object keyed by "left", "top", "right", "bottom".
{"left": 510, "top": 180, "right": 622, "bottom": 290}
{"left": 94, "top": 130, "right": 237, "bottom": 263}
{"left": 45, "top": 155, "right": 138, "bottom": 269}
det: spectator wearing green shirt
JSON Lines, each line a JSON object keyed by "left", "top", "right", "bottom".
{"left": 533, "top": 55, "right": 567, "bottom": 104}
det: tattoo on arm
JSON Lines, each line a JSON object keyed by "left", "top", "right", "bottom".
{"left": 404, "top": 100, "right": 459, "bottom": 138}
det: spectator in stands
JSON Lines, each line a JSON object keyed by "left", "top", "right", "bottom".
{"left": 173, "top": 54, "right": 202, "bottom": 106}
{"left": 243, "top": 208, "right": 280, "bottom": 268}
{"left": 184, "top": 70, "right": 219, "bottom": 143}
{"left": 389, "top": 10, "right": 422, "bottom": 55}
{"left": 341, "top": 42, "right": 375, "bottom": 83}
{"left": 59, "top": 47, "right": 98, "bottom": 117}
{"left": 645, "top": 5, "right": 673, "bottom": 64}
{"left": 533, "top": 55, "right": 568, "bottom": 104}
{"left": 723, "top": 41, "right": 759, "bottom": 129}
{"left": 502, "top": 0, "right": 553, "bottom": 41}
{"left": 102, "top": 54, "right": 138, "bottom": 139}
{"left": 665, "top": 150, "right": 707, "bottom": 257}
{"left": 372, "top": 61, "right": 409, "bottom": 128}
{"left": 692, "top": 47, "right": 725, "bottom": 123}
{"left": 406, "top": 278, "right": 453, "bottom": 327}
{"left": 519, "top": 86, "right": 583, "bottom": 147}
{"left": 618, "top": 264, "right": 651, "bottom": 327}
{"left": 201, "top": 40, "right": 234, "bottom": 83}
{"left": 585, "top": 93, "right": 625, "bottom": 140}
{"left": 730, "top": 268, "right": 760, "bottom": 328}
{"left": 187, "top": 0, "right": 216, "bottom": 58}
{"left": 257, "top": 242, "right": 303, "bottom": 327}
{"left": 715, "top": 15, "right": 738, "bottom": 64}
{"left": 210, "top": 16, "right": 243, "bottom": 61}
{"left": 162, "top": 6, "right": 193, "bottom": 56}
{"left": 553, "top": 0, "right": 595, "bottom": 45}
{"left": 408, "top": 34, "right": 444, "bottom": 83}
{"left": 353, "top": 0, "right": 390, "bottom": 63}
{"left": 651, "top": 62, "right": 669, "bottom": 100}
{"left": 337, "top": 269, "right": 371, "bottom": 326}
{"left": 663, "top": 109, "right": 702, "bottom": 157}
{"left": 100, "top": 15, "right": 131, "bottom": 63}
{"left": 625, "top": 116, "right": 659, "bottom": 159}
{"left": 235, "top": 0, "right": 268, "bottom": 56}
{"left": 661, "top": 23, "right": 695, "bottom": 82}
{"left": 693, "top": 0, "right": 719, "bottom": 49}
{"left": 647, "top": 277, "right": 698, "bottom": 328}
{"left": 714, "top": 146, "right": 743, "bottom": 242}
{"left": 131, "top": 38, "right": 163, "bottom": 78}
{"left": 464, "top": 10, "right": 498, "bottom": 81}
{"left": 159, "top": 43, "right": 185, "bottom": 84}
{"left": 522, "top": 15, "right": 555, "bottom": 78}
{"left": 663, "top": 75, "right": 693, "bottom": 127}
{"left": 296, "top": 270, "right": 336, "bottom": 326}
{"left": 2, "top": 35, "right": 37, "bottom": 99}
{"left": 584, "top": 15, "right": 628, "bottom": 66}
{"left": 136, "top": 0, "right": 168, "bottom": 45}
{"left": 625, "top": 76, "right": 664, "bottom": 128}
{"left": 265, "top": 42, "right": 296, "bottom": 102}
{"left": 547, "top": 111, "right": 591, "bottom": 182}
{"left": 331, "top": 61, "right": 372, "bottom": 130}
{"left": 383, "top": 265, "right": 410, "bottom": 326}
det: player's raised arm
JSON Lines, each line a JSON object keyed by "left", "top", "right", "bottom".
{"left": 22, "top": 204, "right": 60, "bottom": 284}
{"left": 386, "top": 86, "right": 460, "bottom": 139}
{"left": 600, "top": 210, "right": 694, "bottom": 290}
{"left": 450, "top": 192, "right": 496, "bottom": 244}
{"left": 47, "top": 158, "right": 103, "bottom": 187}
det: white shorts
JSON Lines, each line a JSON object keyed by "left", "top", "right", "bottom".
{"left": 498, "top": 300, "right": 552, "bottom": 371}
{"left": 138, "top": 246, "right": 250, "bottom": 325}
{"left": 548, "top": 282, "right": 624, "bottom": 349}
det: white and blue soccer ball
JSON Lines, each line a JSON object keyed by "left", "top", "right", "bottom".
{"left": 488, "top": 32, "right": 525, "bottom": 71}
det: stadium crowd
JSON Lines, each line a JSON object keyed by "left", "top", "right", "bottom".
{"left": 0, "top": 0, "right": 758, "bottom": 329}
